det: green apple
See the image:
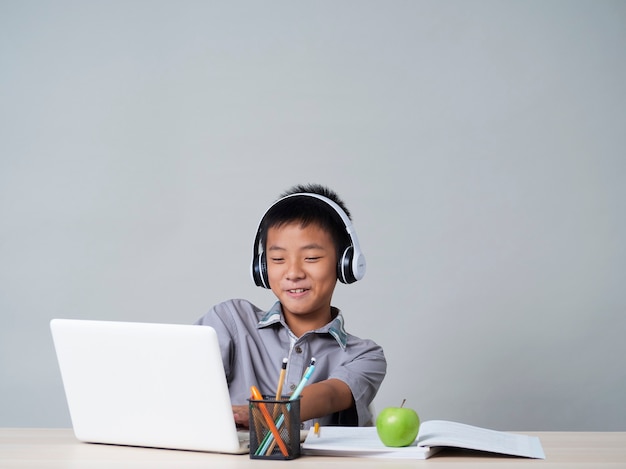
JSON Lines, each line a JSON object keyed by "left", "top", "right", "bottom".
{"left": 375, "top": 400, "right": 420, "bottom": 447}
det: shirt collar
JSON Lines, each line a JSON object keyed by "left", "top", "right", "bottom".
{"left": 258, "top": 302, "right": 348, "bottom": 350}
{"left": 258, "top": 301, "right": 283, "bottom": 327}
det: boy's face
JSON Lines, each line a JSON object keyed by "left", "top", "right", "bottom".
{"left": 265, "top": 221, "right": 338, "bottom": 327}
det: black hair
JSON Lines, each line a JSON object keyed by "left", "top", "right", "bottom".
{"left": 278, "top": 184, "right": 352, "bottom": 220}
{"left": 259, "top": 184, "right": 353, "bottom": 257}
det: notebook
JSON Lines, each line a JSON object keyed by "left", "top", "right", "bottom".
{"left": 50, "top": 318, "right": 250, "bottom": 454}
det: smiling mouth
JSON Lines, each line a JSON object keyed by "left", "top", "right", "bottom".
{"left": 288, "top": 288, "right": 308, "bottom": 294}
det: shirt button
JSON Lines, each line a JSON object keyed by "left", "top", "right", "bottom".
{"left": 295, "top": 346, "right": 302, "bottom": 353}
{"left": 290, "top": 383, "right": 297, "bottom": 391}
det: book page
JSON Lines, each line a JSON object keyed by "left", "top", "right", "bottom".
{"left": 302, "top": 426, "right": 435, "bottom": 459}
{"left": 417, "top": 420, "right": 545, "bottom": 459}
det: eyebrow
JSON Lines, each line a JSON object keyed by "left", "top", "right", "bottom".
{"left": 267, "top": 243, "right": 327, "bottom": 251}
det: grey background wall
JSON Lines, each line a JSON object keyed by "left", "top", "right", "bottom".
{"left": 1, "top": 1, "right": 624, "bottom": 431}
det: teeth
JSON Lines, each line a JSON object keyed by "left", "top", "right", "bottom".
{"left": 289, "top": 289, "right": 306, "bottom": 293}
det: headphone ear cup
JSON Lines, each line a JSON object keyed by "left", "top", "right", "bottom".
{"left": 259, "top": 253, "right": 269, "bottom": 288}
{"left": 338, "top": 246, "right": 357, "bottom": 284}
{"left": 252, "top": 253, "right": 270, "bottom": 289}
{"left": 251, "top": 254, "right": 261, "bottom": 287}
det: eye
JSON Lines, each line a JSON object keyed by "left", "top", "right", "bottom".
{"left": 305, "top": 256, "right": 322, "bottom": 262}
{"left": 270, "top": 257, "right": 285, "bottom": 263}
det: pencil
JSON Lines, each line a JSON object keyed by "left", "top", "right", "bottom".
{"left": 274, "top": 357, "right": 288, "bottom": 400}
{"left": 291, "top": 358, "right": 316, "bottom": 399}
{"left": 250, "top": 406, "right": 267, "bottom": 447}
{"left": 266, "top": 358, "right": 289, "bottom": 455}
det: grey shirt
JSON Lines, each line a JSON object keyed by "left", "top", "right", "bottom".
{"left": 194, "top": 299, "right": 386, "bottom": 428}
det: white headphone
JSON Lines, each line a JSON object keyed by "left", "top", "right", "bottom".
{"left": 251, "top": 193, "right": 366, "bottom": 288}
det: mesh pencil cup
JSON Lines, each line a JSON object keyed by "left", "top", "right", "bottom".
{"left": 248, "top": 396, "right": 301, "bottom": 460}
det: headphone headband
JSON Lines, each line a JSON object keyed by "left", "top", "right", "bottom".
{"left": 251, "top": 192, "right": 366, "bottom": 288}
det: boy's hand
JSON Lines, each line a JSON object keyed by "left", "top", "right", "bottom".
{"left": 232, "top": 405, "right": 250, "bottom": 429}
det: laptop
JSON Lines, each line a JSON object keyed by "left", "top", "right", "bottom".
{"left": 50, "top": 318, "right": 250, "bottom": 454}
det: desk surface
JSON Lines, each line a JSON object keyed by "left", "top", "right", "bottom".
{"left": 2, "top": 428, "right": 625, "bottom": 468}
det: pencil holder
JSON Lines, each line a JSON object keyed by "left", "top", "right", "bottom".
{"left": 248, "top": 396, "right": 301, "bottom": 460}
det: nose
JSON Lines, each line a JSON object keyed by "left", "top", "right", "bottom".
{"left": 285, "top": 259, "right": 305, "bottom": 281}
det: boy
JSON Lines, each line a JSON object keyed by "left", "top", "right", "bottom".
{"left": 195, "top": 184, "right": 386, "bottom": 428}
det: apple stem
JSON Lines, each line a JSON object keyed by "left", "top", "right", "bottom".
{"left": 400, "top": 398, "right": 406, "bottom": 408}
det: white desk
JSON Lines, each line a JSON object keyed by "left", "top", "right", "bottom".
{"left": 2, "top": 428, "right": 625, "bottom": 468}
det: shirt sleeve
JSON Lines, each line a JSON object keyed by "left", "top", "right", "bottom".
{"left": 328, "top": 339, "right": 387, "bottom": 426}
{"left": 193, "top": 303, "right": 238, "bottom": 380}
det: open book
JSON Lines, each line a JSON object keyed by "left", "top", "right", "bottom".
{"left": 302, "top": 420, "right": 545, "bottom": 460}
